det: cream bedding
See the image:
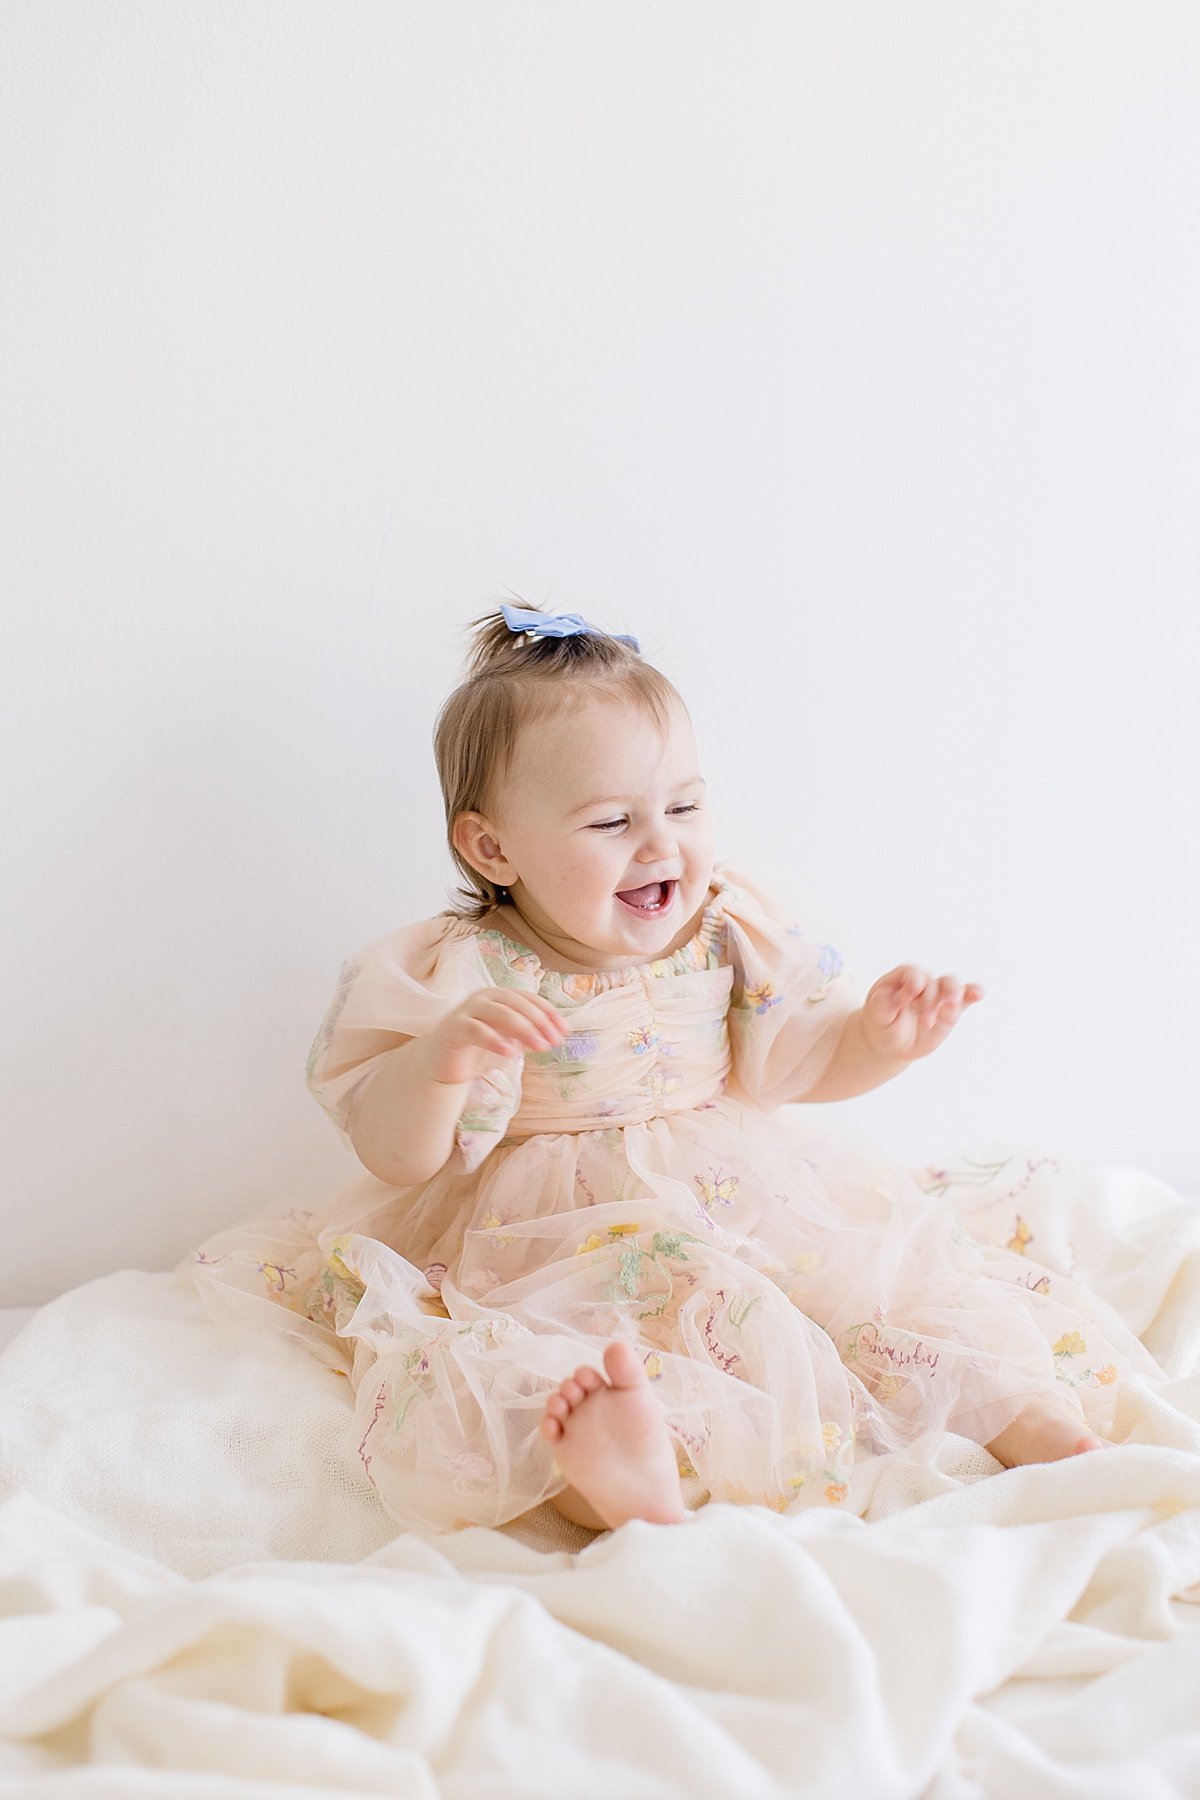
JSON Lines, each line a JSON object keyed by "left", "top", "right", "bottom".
{"left": 1, "top": 1158, "right": 1199, "bottom": 1797}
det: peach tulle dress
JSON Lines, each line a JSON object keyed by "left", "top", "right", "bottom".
{"left": 186, "top": 862, "right": 1155, "bottom": 1531}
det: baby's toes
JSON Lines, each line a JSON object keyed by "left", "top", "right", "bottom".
{"left": 559, "top": 1377, "right": 587, "bottom": 1408}
{"left": 603, "top": 1340, "right": 645, "bottom": 1388}
{"left": 544, "top": 1391, "right": 570, "bottom": 1428}
{"left": 573, "top": 1364, "right": 604, "bottom": 1394}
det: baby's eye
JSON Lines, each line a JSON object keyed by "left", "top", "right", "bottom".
{"left": 590, "top": 805, "right": 700, "bottom": 833}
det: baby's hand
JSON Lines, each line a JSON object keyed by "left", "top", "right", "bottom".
{"left": 421, "top": 988, "right": 569, "bottom": 1087}
{"left": 860, "top": 966, "right": 984, "bottom": 1063}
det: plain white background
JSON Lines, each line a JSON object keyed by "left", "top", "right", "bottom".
{"left": 2, "top": 4, "right": 1198, "bottom": 1308}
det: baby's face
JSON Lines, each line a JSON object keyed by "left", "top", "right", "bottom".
{"left": 472, "top": 694, "right": 716, "bottom": 970}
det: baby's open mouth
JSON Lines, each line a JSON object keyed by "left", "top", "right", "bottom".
{"left": 615, "top": 879, "right": 677, "bottom": 915}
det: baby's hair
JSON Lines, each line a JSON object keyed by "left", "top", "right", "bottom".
{"left": 434, "top": 599, "right": 683, "bottom": 921}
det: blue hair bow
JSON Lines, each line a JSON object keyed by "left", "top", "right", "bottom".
{"left": 499, "top": 603, "right": 639, "bottom": 653}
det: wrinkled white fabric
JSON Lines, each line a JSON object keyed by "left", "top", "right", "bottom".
{"left": 0, "top": 1179, "right": 1198, "bottom": 1799}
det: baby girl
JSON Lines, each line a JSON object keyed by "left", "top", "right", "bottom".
{"left": 190, "top": 602, "right": 1128, "bottom": 1535}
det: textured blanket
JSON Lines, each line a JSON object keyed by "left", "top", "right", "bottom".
{"left": 1, "top": 1152, "right": 1199, "bottom": 1798}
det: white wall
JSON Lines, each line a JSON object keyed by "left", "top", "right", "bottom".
{"left": 3, "top": 3, "right": 1197, "bottom": 1308}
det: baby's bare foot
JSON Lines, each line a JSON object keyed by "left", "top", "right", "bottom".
{"left": 541, "top": 1341, "right": 685, "bottom": 1529}
{"left": 985, "top": 1393, "right": 1107, "bottom": 1468}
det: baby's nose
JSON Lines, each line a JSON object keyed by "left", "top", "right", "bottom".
{"left": 639, "top": 822, "right": 679, "bottom": 860}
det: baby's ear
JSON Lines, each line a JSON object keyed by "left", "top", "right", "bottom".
{"left": 451, "top": 811, "right": 486, "bottom": 861}
{"left": 452, "top": 812, "right": 513, "bottom": 885}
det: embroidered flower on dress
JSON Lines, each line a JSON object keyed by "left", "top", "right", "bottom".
{"left": 575, "top": 1222, "right": 643, "bottom": 1254}
{"left": 326, "top": 1238, "right": 360, "bottom": 1283}
{"left": 813, "top": 944, "right": 844, "bottom": 991}
{"left": 476, "top": 935, "right": 541, "bottom": 988}
{"left": 743, "top": 981, "right": 781, "bottom": 1015}
{"left": 480, "top": 1207, "right": 516, "bottom": 1247}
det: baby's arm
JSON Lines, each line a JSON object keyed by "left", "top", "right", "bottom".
{"left": 800, "top": 1009, "right": 909, "bottom": 1102}
{"left": 346, "top": 987, "right": 566, "bottom": 1187}
{"left": 801, "top": 966, "right": 984, "bottom": 1103}
{"left": 347, "top": 1037, "right": 474, "bottom": 1186}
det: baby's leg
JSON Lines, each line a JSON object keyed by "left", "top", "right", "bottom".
{"left": 550, "top": 1481, "right": 613, "bottom": 1532}
{"left": 543, "top": 1342, "right": 686, "bottom": 1529}
{"left": 984, "top": 1392, "right": 1105, "bottom": 1467}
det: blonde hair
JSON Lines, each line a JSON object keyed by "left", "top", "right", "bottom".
{"left": 434, "top": 601, "right": 684, "bottom": 922}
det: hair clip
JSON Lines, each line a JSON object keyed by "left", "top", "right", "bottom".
{"left": 499, "top": 603, "right": 639, "bottom": 653}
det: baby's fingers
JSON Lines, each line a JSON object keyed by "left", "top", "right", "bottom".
{"left": 871, "top": 965, "right": 927, "bottom": 1022}
{"left": 477, "top": 992, "right": 568, "bottom": 1053}
{"left": 924, "top": 977, "right": 986, "bottom": 1030}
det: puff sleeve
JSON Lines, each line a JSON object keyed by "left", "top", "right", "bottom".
{"left": 717, "top": 863, "right": 863, "bottom": 1110}
{"left": 304, "top": 915, "right": 526, "bottom": 1174}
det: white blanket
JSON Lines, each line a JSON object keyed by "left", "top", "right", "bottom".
{"left": 2, "top": 1156, "right": 1199, "bottom": 1798}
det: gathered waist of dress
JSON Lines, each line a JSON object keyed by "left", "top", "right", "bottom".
{"left": 498, "top": 1098, "right": 730, "bottom": 1143}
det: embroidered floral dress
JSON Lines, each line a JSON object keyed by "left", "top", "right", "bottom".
{"left": 186, "top": 863, "right": 1156, "bottom": 1531}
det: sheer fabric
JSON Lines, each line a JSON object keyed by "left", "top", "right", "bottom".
{"left": 187, "top": 863, "right": 1153, "bottom": 1530}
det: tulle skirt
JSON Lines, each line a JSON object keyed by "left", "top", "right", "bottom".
{"left": 187, "top": 1102, "right": 1161, "bottom": 1531}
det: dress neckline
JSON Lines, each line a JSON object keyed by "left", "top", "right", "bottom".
{"left": 462, "top": 872, "right": 733, "bottom": 991}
